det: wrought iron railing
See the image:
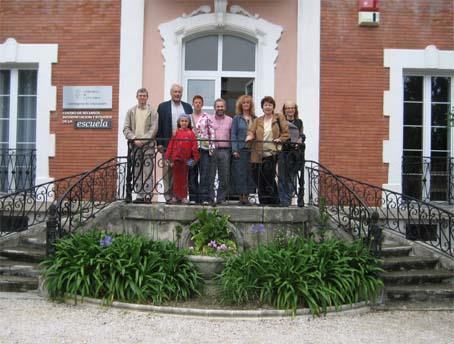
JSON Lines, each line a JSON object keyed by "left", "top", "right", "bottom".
{"left": 0, "top": 149, "right": 36, "bottom": 193}
{"left": 55, "top": 157, "right": 128, "bottom": 238}
{"left": 402, "top": 155, "right": 454, "bottom": 204}
{"left": 126, "top": 138, "right": 306, "bottom": 206}
{"left": 305, "top": 160, "right": 379, "bottom": 247}
{"left": 0, "top": 170, "right": 88, "bottom": 237}
{"left": 336, "top": 173, "right": 454, "bottom": 258}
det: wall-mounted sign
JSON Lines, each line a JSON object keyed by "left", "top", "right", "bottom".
{"left": 62, "top": 110, "right": 113, "bottom": 130}
{"left": 74, "top": 118, "right": 112, "bottom": 129}
{"left": 63, "top": 86, "right": 112, "bottom": 109}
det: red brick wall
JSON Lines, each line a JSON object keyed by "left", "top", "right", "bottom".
{"left": 0, "top": 0, "right": 121, "bottom": 179}
{"left": 320, "top": 0, "right": 454, "bottom": 185}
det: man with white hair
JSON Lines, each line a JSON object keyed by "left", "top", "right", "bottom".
{"left": 157, "top": 84, "right": 193, "bottom": 202}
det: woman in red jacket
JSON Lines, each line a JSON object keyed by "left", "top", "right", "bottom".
{"left": 165, "top": 115, "right": 200, "bottom": 203}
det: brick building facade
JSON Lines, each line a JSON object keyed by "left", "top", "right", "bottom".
{"left": 0, "top": 0, "right": 453, "bottom": 201}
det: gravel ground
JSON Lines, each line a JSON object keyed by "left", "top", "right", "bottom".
{"left": 1, "top": 292, "right": 453, "bottom": 344}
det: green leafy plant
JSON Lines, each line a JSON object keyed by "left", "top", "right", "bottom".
{"left": 316, "top": 197, "right": 330, "bottom": 241}
{"left": 188, "top": 209, "right": 237, "bottom": 256}
{"left": 220, "top": 237, "right": 383, "bottom": 316}
{"left": 41, "top": 230, "right": 203, "bottom": 304}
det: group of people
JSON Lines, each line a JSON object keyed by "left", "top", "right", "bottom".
{"left": 123, "top": 84, "right": 305, "bottom": 206}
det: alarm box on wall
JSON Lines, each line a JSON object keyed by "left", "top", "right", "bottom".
{"left": 358, "top": 0, "right": 380, "bottom": 26}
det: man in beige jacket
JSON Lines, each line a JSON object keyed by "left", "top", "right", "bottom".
{"left": 123, "top": 88, "right": 158, "bottom": 203}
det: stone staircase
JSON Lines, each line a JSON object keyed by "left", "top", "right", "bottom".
{"left": 0, "top": 232, "right": 46, "bottom": 292}
{"left": 380, "top": 244, "right": 454, "bottom": 310}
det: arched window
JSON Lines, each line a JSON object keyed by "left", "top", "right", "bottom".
{"left": 183, "top": 34, "right": 256, "bottom": 114}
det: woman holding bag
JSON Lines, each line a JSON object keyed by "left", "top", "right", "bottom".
{"left": 246, "top": 96, "right": 289, "bottom": 205}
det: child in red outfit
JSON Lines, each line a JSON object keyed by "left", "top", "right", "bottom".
{"left": 165, "top": 115, "right": 200, "bottom": 203}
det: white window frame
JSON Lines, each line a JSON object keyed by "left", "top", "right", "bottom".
{"left": 402, "top": 73, "right": 454, "bottom": 201}
{"left": 383, "top": 45, "right": 454, "bottom": 194}
{"left": 183, "top": 33, "right": 257, "bottom": 110}
{"left": 158, "top": 7, "right": 282, "bottom": 107}
{"left": 0, "top": 38, "right": 58, "bottom": 186}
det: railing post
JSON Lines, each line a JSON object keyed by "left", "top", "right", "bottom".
{"left": 126, "top": 140, "right": 133, "bottom": 202}
{"left": 368, "top": 211, "right": 382, "bottom": 256}
{"left": 46, "top": 204, "right": 58, "bottom": 256}
{"left": 297, "top": 135, "right": 306, "bottom": 207}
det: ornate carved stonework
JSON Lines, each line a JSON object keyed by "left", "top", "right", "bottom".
{"left": 214, "top": 0, "right": 228, "bottom": 26}
{"left": 230, "top": 5, "right": 259, "bottom": 19}
{"left": 182, "top": 5, "right": 211, "bottom": 18}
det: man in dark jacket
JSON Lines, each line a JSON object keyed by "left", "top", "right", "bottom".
{"left": 157, "top": 83, "right": 193, "bottom": 202}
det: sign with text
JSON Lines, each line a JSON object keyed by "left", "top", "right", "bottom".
{"left": 74, "top": 118, "right": 112, "bottom": 129}
{"left": 63, "top": 86, "right": 112, "bottom": 109}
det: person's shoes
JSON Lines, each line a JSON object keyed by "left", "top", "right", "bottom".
{"left": 133, "top": 198, "right": 145, "bottom": 204}
{"left": 189, "top": 200, "right": 196, "bottom": 205}
{"left": 201, "top": 201, "right": 210, "bottom": 206}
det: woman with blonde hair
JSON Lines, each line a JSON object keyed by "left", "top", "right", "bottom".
{"left": 230, "top": 95, "right": 256, "bottom": 205}
{"left": 278, "top": 100, "right": 305, "bottom": 206}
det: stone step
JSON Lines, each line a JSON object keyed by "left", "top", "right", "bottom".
{"left": 0, "top": 247, "right": 46, "bottom": 263}
{"left": 381, "top": 269, "right": 454, "bottom": 284}
{"left": 385, "top": 283, "right": 454, "bottom": 303}
{"left": 376, "top": 299, "right": 454, "bottom": 311}
{"left": 0, "top": 259, "right": 41, "bottom": 277}
{"left": 0, "top": 275, "right": 38, "bottom": 292}
{"left": 380, "top": 245, "right": 412, "bottom": 257}
{"left": 20, "top": 236, "right": 46, "bottom": 250}
{"left": 382, "top": 256, "right": 439, "bottom": 271}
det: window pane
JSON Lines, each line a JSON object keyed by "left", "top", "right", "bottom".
{"left": 17, "top": 96, "right": 37, "bottom": 119}
{"left": 187, "top": 80, "right": 215, "bottom": 108}
{"left": 185, "top": 36, "right": 218, "bottom": 71}
{"left": 403, "top": 127, "right": 422, "bottom": 150}
{"left": 431, "top": 103, "right": 449, "bottom": 126}
{"left": 404, "top": 102, "right": 423, "bottom": 125}
{"left": 404, "top": 76, "right": 423, "bottom": 101}
{"left": 402, "top": 150, "right": 423, "bottom": 174}
{"left": 17, "top": 119, "right": 36, "bottom": 143}
{"left": 431, "top": 127, "right": 447, "bottom": 151}
{"left": 431, "top": 77, "right": 450, "bottom": 102}
{"left": 0, "top": 70, "right": 11, "bottom": 94}
{"left": 16, "top": 143, "right": 36, "bottom": 150}
{"left": 431, "top": 151, "right": 448, "bottom": 173}
{"left": 0, "top": 119, "right": 9, "bottom": 144}
{"left": 18, "top": 70, "right": 37, "bottom": 95}
{"left": 222, "top": 35, "right": 255, "bottom": 72}
{"left": 221, "top": 77, "right": 254, "bottom": 115}
{"left": 0, "top": 96, "right": 10, "bottom": 119}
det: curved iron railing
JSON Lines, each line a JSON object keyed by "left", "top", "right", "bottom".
{"left": 334, "top": 174, "right": 454, "bottom": 257}
{"left": 305, "top": 160, "right": 377, "bottom": 244}
{"left": 0, "top": 170, "right": 89, "bottom": 237}
{"left": 55, "top": 157, "right": 128, "bottom": 237}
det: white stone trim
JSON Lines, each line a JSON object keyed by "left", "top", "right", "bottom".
{"left": 158, "top": 6, "right": 282, "bottom": 104}
{"left": 118, "top": 0, "right": 145, "bottom": 157}
{"left": 0, "top": 38, "right": 58, "bottom": 186}
{"left": 297, "top": 0, "right": 321, "bottom": 163}
{"left": 383, "top": 45, "right": 454, "bottom": 193}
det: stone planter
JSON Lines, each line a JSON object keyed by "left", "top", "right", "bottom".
{"left": 187, "top": 255, "right": 226, "bottom": 298}
{"left": 187, "top": 255, "right": 225, "bottom": 280}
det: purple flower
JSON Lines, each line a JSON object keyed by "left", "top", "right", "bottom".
{"left": 100, "top": 235, "right": 113, "bottom": 248}
{"left": 217, "top": 244, "right": 228, "bottom": 252}
{"left": 250, "top": 224, "right": 265, "bottom": 234}
{"left": 208, "top": 240, "right": 217, "bottom": 248}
